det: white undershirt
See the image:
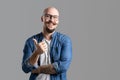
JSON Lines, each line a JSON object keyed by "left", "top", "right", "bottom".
{"left": 36, "top": 39, "right": 51, "bottom": 80}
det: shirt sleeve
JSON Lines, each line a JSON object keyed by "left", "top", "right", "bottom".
{"left": 22, "top": 39, "right": 38, "bottom": 73}
{"left": 52, "top": 36, "right": 72, "bottom": 74}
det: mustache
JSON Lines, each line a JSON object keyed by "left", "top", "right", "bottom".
{"left": 46, "top": 21, "right": 57, "bottom": 25}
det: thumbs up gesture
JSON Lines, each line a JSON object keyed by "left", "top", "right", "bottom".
{"left": 33, "top": 38, "right": 47, "bottom": 54}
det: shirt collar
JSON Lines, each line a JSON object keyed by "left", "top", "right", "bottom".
{"left": 51, "top": 31, "right": 57, "bottom": 38}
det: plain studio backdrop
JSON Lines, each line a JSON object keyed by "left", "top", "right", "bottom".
{"left": 0, "top": 0, "right": 120, "bottom": 80}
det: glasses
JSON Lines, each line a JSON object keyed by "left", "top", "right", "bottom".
{"left": 44, "top": 14, "right": 59, "bottom": 20}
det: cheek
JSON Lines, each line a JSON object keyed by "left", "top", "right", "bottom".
{"left": 44, "top": 19, "right": 49, "bottom": 22}
{"left": 42, "top": 17, "right": 48, "bottom": 22}
{"left": 55, "top": 20, "right": 59, "bottom": 24}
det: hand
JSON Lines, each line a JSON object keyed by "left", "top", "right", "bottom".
{"left": 32, "top": 67, "right": 41, "bottom": 74}
{"left": 33, "top": 38, "right": 47, "bottom": 54}
{"left": 32, "top": 65, "right": 56, "bottom": 74}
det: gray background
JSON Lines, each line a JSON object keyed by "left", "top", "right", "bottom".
{"left": 0, "top": 0, "right": 120, "bottom": 80}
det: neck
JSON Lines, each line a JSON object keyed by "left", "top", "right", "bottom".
{"left": 42, "top": 30, "right": 54, "bottom": 40}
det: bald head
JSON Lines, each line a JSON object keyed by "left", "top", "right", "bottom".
{"left": 43, "top": 7, "right": 59, "bottom": 16}
{"left": 41, "top": 7, "right": 59, "bottom": 33}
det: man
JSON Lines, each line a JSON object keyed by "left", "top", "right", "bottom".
{"left": 22, "top": 7, "right": 72, "bottom": 80}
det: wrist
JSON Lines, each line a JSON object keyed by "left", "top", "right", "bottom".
{"left": 34, "top": 49, "right": 41, "bottom": 55}
{"left": 34, "top": 50, "right": 39, "bottom": 54}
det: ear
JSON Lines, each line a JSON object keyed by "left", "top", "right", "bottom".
{"left": 41, "top": 16, "right": 43, "bottom": 22}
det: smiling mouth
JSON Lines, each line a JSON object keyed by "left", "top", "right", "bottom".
{"left": 48, "top": 23, "right": 53, "bottom": 26}
{"left": 47, "top": 21, "right": 56, "bottom": 25}
{"left": 49, "top": 22, "right": 53, "bottom": 25}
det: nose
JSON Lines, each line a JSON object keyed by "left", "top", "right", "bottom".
{"left": 49, "top": 16, "right": 54, "bottom": 21}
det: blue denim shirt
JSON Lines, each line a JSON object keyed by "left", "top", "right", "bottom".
{"left": 22, "top": 32, "right": 72, "bottom": 80}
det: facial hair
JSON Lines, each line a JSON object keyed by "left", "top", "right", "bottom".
{"left": 45, "top": 21, "right": 57, "bottom": 33}
{"left": 46, "top": 27, "right": 55, "bottom": 33}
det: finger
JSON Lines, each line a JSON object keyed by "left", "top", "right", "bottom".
{"left": 41, "top": 42, "right": 45, "bottom": 45}
{"left": 32, "top": 69, "right": 38, "bottom": 73}
{"left": 43, "top": 47, "right": 47, "bottom": 50}
{"left": 41, "top": 41, "right": 46, "bottom": 45}
{"left": 43, "top": 44, "right": 47, "bottom": 47}
{"left": 39, "top": 42, "right": 47, "bottom": 47}
{"left": 39, "top": 42, "right": 43, "bottom": 45}
{"left": 33, "top": 38, "right": 38, "bottom": 46}
{"left": 44, "top": 47, "right": 48, "bottom": 52}
{"left": 43, "top": 45, "right": 47, "bottom": 50}
{"left": 43, "top": 42, "right": 47, "bottom": 47}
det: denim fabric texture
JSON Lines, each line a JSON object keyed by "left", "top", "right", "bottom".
{"left": 22, "top": 32, "right": 72, "bottom": 80}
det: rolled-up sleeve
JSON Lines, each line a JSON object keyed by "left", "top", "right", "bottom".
{"left": 52, "top": 36, "right": 72, "bottom": 74}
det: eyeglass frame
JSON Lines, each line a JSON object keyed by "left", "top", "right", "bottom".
{"left": 43, "top": 14, "right": 59, "bottom": 20}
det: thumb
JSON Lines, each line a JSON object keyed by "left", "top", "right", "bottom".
{"left": 33, "top": 38, "right": 38, "bottom": 46}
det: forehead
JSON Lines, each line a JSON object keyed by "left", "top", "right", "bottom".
{"left": 44, "top": 8, "right": 59, "bottom": 16}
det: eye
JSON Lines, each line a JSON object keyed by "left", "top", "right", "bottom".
{"left": 44, "top": 14, "right": 59, "bottom": 20}
{"left": 53, "top": 16, "right": 58, "bottom": 19}
{"left": 45, "top": 14, "right": 50, "bottom": 17}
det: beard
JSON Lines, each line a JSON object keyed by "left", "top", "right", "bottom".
{"left": 46, "top": 27, "right": 55, "bottom": 33}
{"left": 45, "top": 21, "right": 57, "bottom": 33}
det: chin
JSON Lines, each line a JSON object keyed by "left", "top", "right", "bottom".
{"left": 48, "top": 25, "right": 57, "bottom": 29}
{"left": 46, "top": 27, "right": 56, "bottom": 33}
